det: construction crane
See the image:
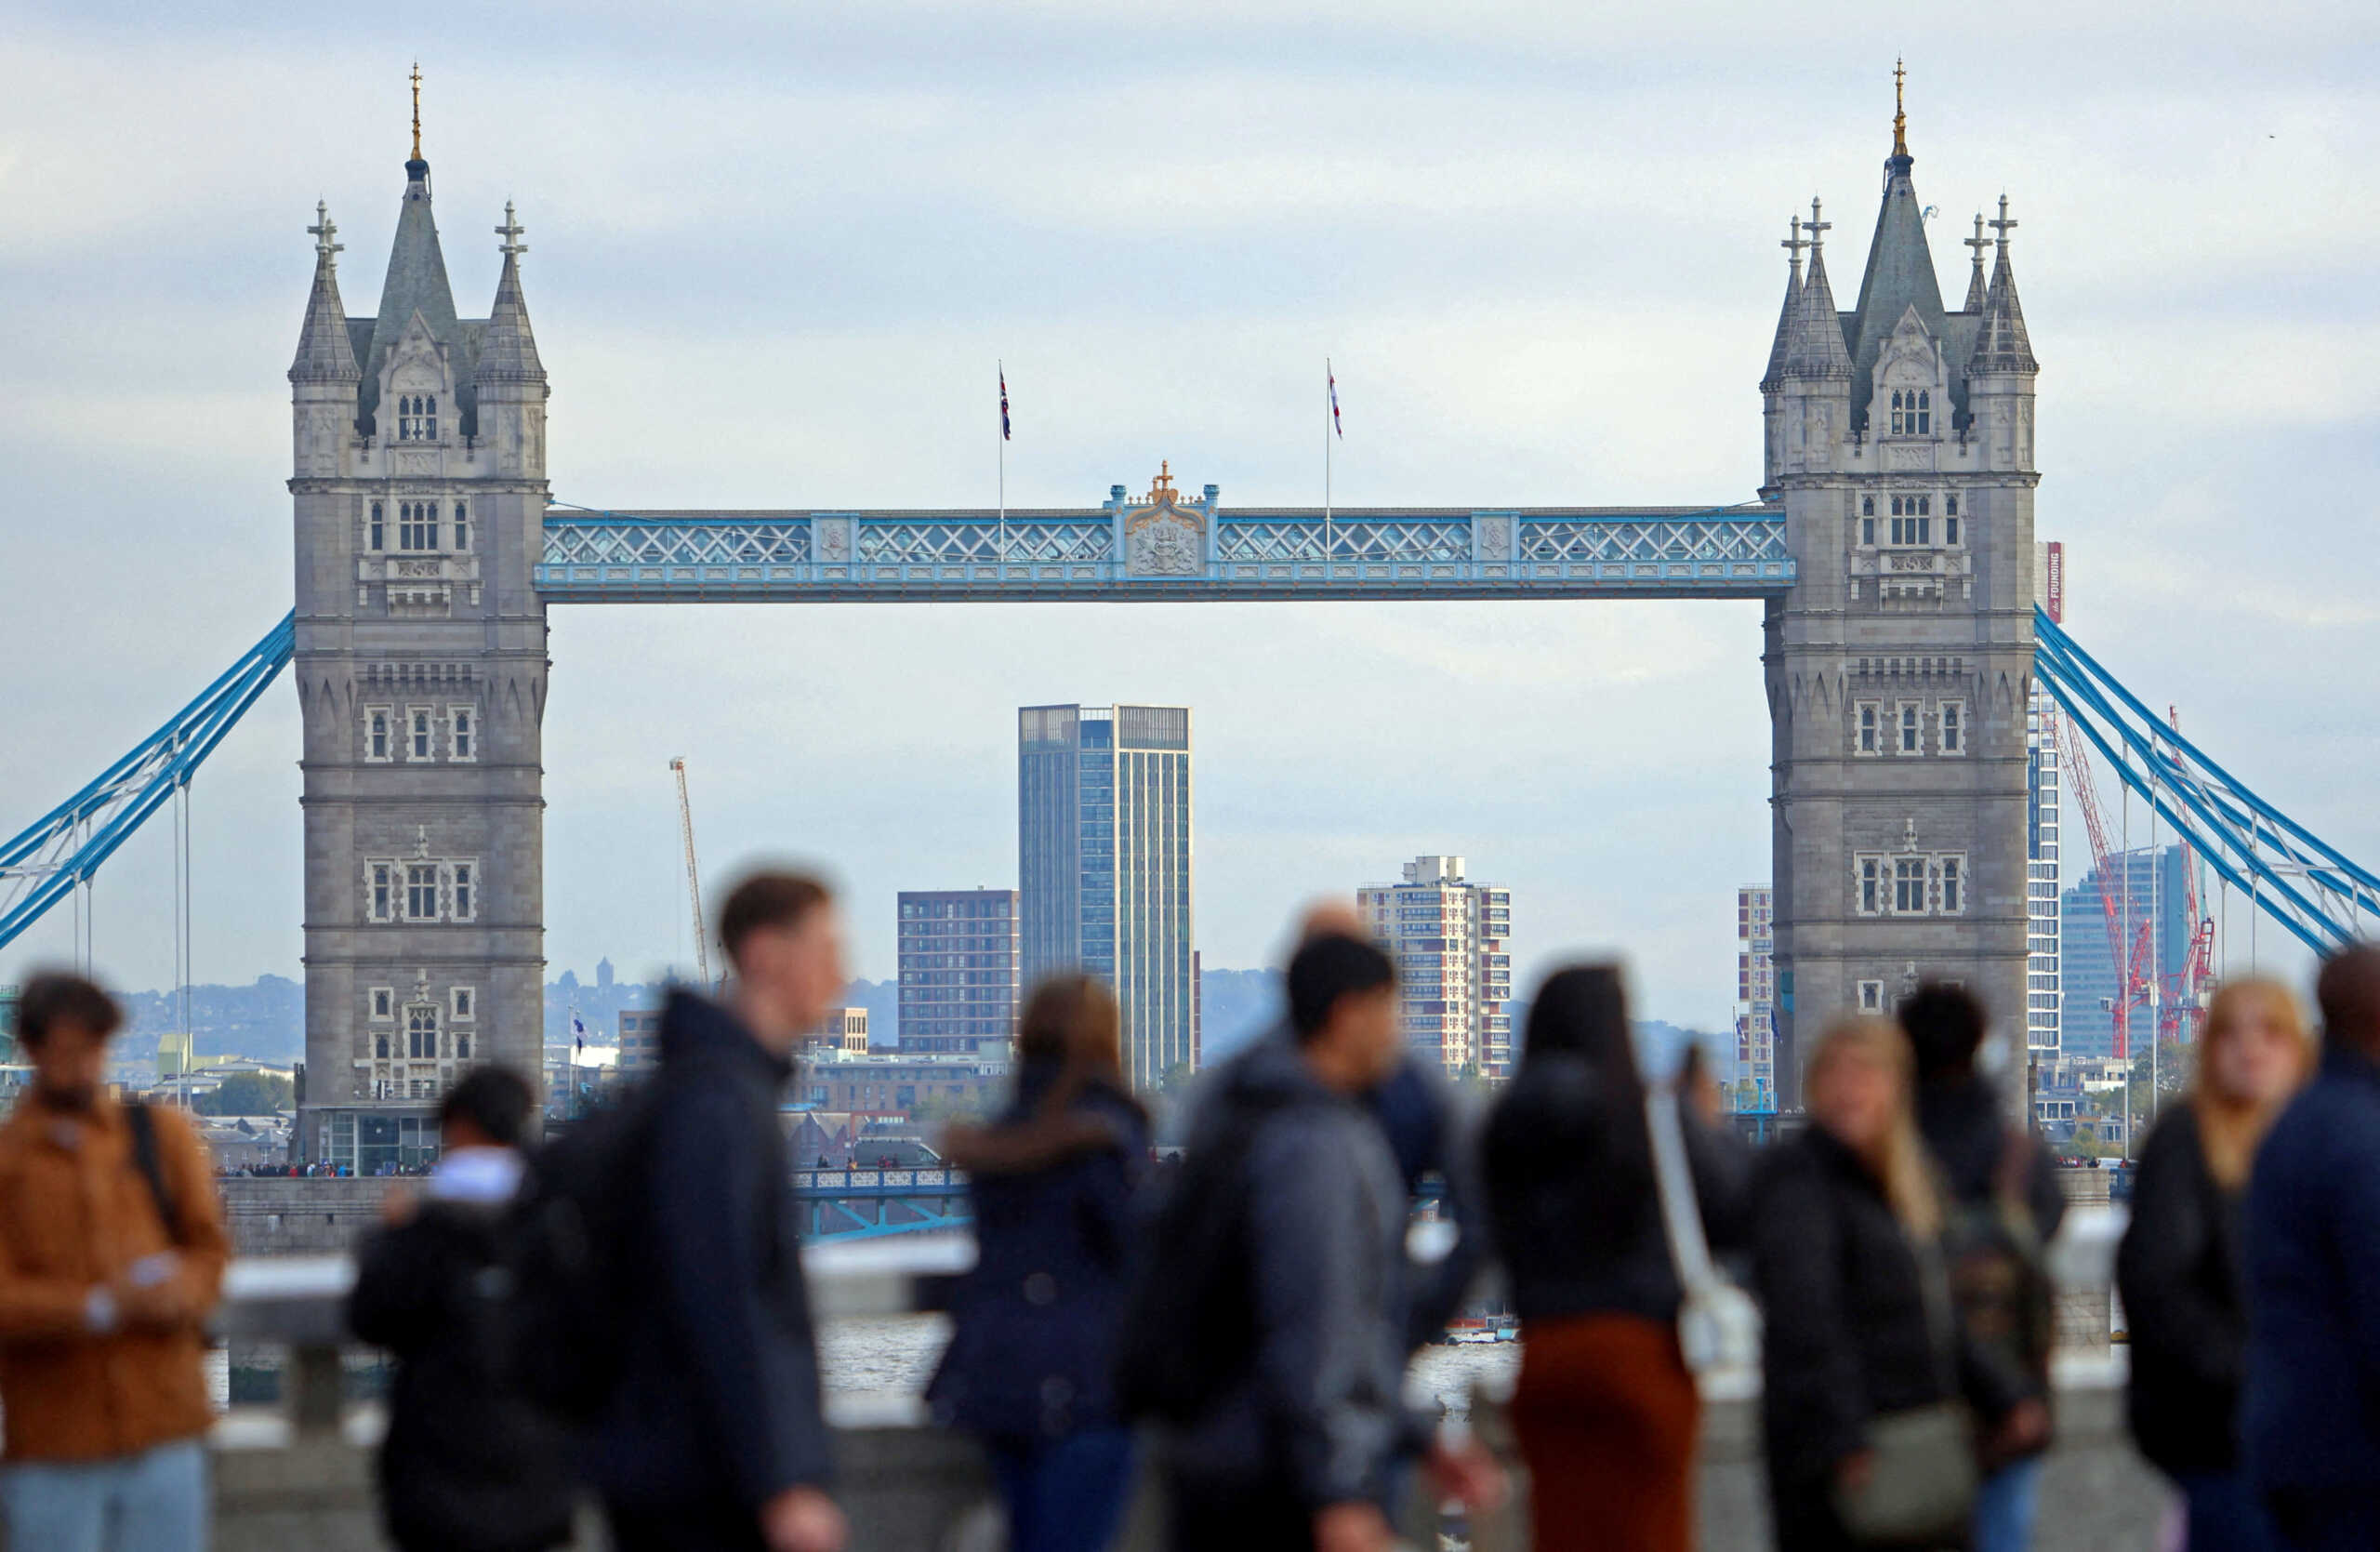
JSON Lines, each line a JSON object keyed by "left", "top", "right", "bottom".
{"left": 2056, "top": 710, "right": 2216, "bottom": 1061}
{"left": 669, "top": 757, "right": 712, "bottom": 990}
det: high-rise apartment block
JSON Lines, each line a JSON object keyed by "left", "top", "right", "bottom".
{"left": 1018, "top": 706, "right": 1196, "bottom": 1088}
{"left": 1358, "top": 856, "right": 1514, "bottom": 1079}
{"left": 2025, "top": 540, "right": 2066, "bottom": 1065}
{"left": 1734, "top": 885, "right": 1778, "bottom": 1108}
{"left": 896, "top": 888, "right": 1020, "bottom": 1057}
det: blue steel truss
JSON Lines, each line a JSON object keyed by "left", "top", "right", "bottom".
{"left": 536, "top": 499, "right": 1796, "bottom": 603}
{"left": 0, "top": 613, "right": 296, "bottom": 954}
{"left": 2034, "top": 608, "right": 2378, "bottom": 957}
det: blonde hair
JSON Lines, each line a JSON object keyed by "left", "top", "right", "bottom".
{"left": 1808, "top": 1015, "right": 1942, "bottom": 1240}
{"left": 2192, "top": 977, "right": 2314, "bottom": 1190}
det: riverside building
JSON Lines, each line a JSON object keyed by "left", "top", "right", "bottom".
{"left": 1018, "top": 705, "right": 1196, "bottom": 1089}
{"left": 895, "top": 888, "right": 1019, "bottom": 1057}
{"left": 1735, "top": 886, "right": 1778, "bottom": 1109}
{"left": 1358, "top": 856, "right": 1514, "bottom": 1080}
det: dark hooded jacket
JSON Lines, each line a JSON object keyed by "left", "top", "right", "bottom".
{"left": 2117, "top": 1104, "right": 2249, "bottom": 1478}
{"left": 927, "top": 1065, "right": 1148, "bottom": 1441}
{"left": 2243, "top": 1041, "right": 2380, "bottom": 1494}
{"left": 350, "top": 1188, "right": 575, "bottom": 1552}
{"left": 1752, "top": 1127, "right": 1971, "bottom": 1496}
{"left": 587, "top": 989, "right": 832, "bottom": 1513}
{"left": 1163, "top": 1034, "right": 1425, "bottom": 1514}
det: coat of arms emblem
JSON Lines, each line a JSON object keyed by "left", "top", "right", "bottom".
{"left": 1124, "top": 463, "right": 1206, "bottom": 577}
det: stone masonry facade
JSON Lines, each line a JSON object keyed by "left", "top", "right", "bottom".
{"left": 286, "top": 144, "right": 549, "bottom": 1161}
{"left": 1761, "top": 97, "right": 2041, "bottom": 1106}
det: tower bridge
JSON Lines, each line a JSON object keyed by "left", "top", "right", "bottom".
{"left": 7, "top": 86, "right": 2373, "bottom": 1168}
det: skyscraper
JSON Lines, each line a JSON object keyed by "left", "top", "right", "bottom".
{"left": 1734, "top": 885, "right": 1778, "bottom": 1108}
{"left": 896, "top": 887, "right": 1020, "bottom": 1056}
{"left": 1358, "top": 856, "right": 1514, "bottom": 1080}
{"left": 1019, "top": 705, "right": 1195, "bottom": 1088}
{"left": 2060, "top": 843, "right": 2193, "bottom": 1061}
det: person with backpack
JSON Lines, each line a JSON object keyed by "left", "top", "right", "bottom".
{"left": 348, "top": 1066, "right": 575, "bottom": 1552}
{"left": 926, "top": 975, "right": 1149, "bottom": 1552}
{"left": 1897, "top": 982, "right": 2062, "bottom": 1552}
{"left": 1120, "top": 932, "right": 1501, "bottom": 1552}
{"left": 2118, "top": 978, "right": 2311, "bottom": 1552}
{"left": 0, "top": 972, "right": 229, "bottom": 1552}
{"left": 1480, "top": 964, "right": 1749, "bottom": 1552}
{"left": 583, "top": 871, "right": 850, "bottom": 1552}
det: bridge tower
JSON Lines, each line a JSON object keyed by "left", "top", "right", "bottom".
{"left": 1762, "top": 82, "right": 2041, "bottom": 1106}
{"left": 287, "top": 107, "right": 551, "bottom": 1163}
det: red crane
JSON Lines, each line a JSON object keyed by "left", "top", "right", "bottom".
{"left": 2055, "top": 708, "right": 2216, "bottom": 1061}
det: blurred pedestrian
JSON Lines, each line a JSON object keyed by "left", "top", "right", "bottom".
{"left": 2118, "top": 978, "right": 2310, "bottom": 1552}
{"left": 349, "top": 1066, "right": 575, "bottom": 1552}
{"left": 1481, "top": 965, "right": 1748, "bottom": 1552}
{"left": 1120, "top": 933, "right": 1500, "bottom": 1552}
{"left": 1754, "top": 1015, "right": 1977, "bottom": 1552}
{"left": 2243, "top": 946, "right": 2380, "bottom": 1551}
{"left": 587, "top": 872, "right": 848, "bottom": 1552}
{"left": 1209, "top": 900, "right": 1489, "bottom": 1352}
{"left": 927, "top": 975, "right": 1149, "bottom": 1552}
{"left": 1899, "top": 983, "right": 2061, "bottom": 1552}
{"left": 0, "top": 972, "right": 229, "bottom": 1552}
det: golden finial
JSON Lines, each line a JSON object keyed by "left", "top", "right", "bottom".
{"left": 1150, "top": 459, "right": 1176, "bottom": 501}
{"left": 1892, "top": 58, "right": 1908, "bottom": 158}
{"left": 410, "top": 62, "right": 423, "bottom": 161}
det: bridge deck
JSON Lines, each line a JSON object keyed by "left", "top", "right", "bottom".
{"left": 535, "top": 501, "right": 1792, "bottom": 603}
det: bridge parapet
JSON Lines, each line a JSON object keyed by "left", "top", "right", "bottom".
{"left": 536, "top": 501, "right": 1793, "bottom": 604}
{"left": 194, "top": 1213, "right": 2157, "bottom": 1551}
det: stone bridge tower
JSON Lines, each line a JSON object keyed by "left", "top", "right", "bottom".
{"left": 286, "top": 105, "right": 550, "bottom": 1163}
{"left": 1762, "top": 85, "right": 2041, "bottom": 1106}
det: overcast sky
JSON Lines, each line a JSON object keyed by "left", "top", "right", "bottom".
{"left": 5, "top": 2, "right": 2376, "bottom": 1029}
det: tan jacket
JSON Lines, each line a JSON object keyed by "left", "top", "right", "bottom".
{"left": 0, "top": 1093, "right": 230, "bottom": 1461}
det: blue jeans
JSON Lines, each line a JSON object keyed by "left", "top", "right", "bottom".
{"left": 986, "top": 1427, "right": 1136, "bottom": 1552}
{"left": 1973, "top": 1454, "right": 2043, "bottom": 1552}
{"left": 2174, "top": 1470, "right": 2278, "bottom": 1552}
{"left": 0, "top": 1438, "right": 207, "bottom": 1552}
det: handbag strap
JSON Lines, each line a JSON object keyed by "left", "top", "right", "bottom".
{"left": 1644, "top": 1088, "right": 1718, "bottom": 1297}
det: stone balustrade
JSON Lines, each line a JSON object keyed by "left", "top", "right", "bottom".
{"left": 177, "top": 1208, "right": 2164, "bottom": 1551}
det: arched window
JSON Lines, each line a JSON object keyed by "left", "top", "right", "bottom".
{"left": 1890, "top": 497, "right": 1904, "bottom": 516}
{"left": 1918, "top": 496, "right": 1931, "bottom": 516}
{"left": 453, "top": 503, "right": 469, "bottom": 551}
{"left": 1890, "top": 390, "right": 1904, "bottom": 435}
{"left": 369, "top": 502, "right": 384, "bottom": 550}
{"left": 375, "top": 1035, "right": 390, "bottom": 1060}
{"left": 407, "top": 1007, "right": 437, "bottom": 1060}
{"left": 456, "top": 1034, "right": 471, "bottom": 1060}
{"left": 1861, "top": 497, "right": 1874, "bottom": 516}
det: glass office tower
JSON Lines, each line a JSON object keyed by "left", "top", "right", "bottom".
{"left": 1019, "top": 704, "right": 1196, "bottom": 1089}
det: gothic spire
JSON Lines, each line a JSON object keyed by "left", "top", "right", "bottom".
{"left": 1783, "top": 198, "right": 1851, "bottom": 379}
{"left": 289, "top": 202, "right": 360, "bottom": 383}
{"left": 1762, "top": 214, "right": 1807, "bottom": 391}
{"left": 1969, "top": 195, "right": 2039, "bottom": 374}
{"left": 476, "top": 202, "right": 546, "bottom": 384}
{"left": 1847, "top": 64, "right": 1946, "bottom": 415}
{"left": 360, "top": 68, "right": 459, "bottom": 420}
{"left": 1961, "top": 212, "right": 1990, "bottom": 312}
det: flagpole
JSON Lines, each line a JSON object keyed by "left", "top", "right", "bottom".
{"left": 998, "top": 362, "right": 1007, "bottom": 564}
{"left": 1324, "top": 359, "right": 1333, "bottom": 565}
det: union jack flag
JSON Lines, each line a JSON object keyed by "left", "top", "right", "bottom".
{"left": 999, "top": 366, "right": 1012, "bottom": 442}
{"left": 1329, "top": 361, "right": 1342, "bottom": 438}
